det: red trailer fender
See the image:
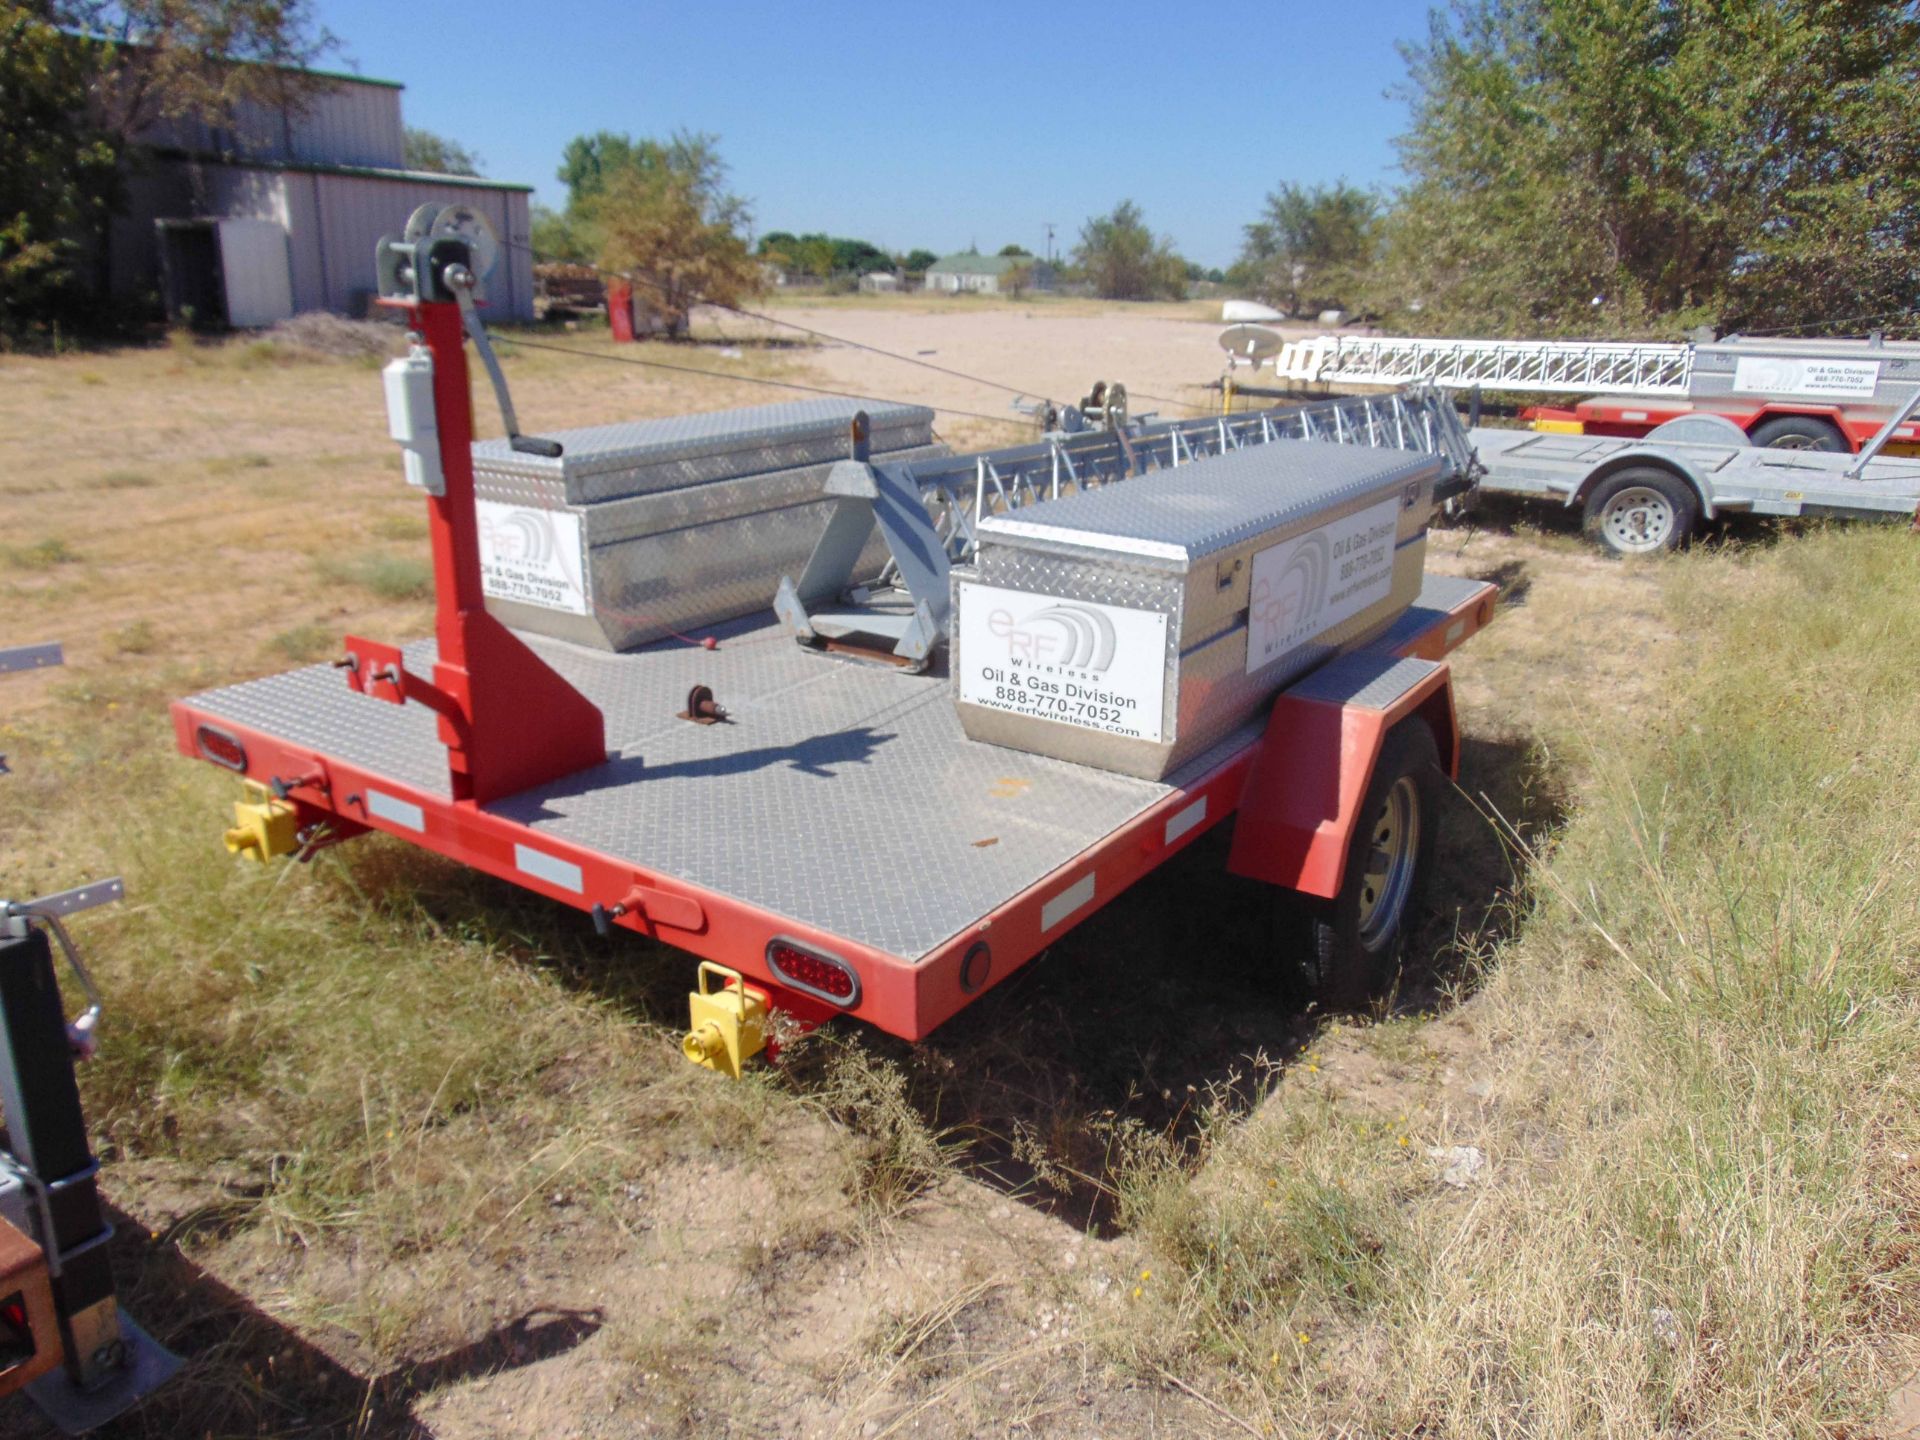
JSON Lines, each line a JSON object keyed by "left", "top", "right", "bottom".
{"left": 1227, "top": 653, "right": 1458, "bottom": 900}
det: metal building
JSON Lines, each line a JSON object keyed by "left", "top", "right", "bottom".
{"left": 923, "top": 253, "right": 1055, "bottom": 295}
{"left": 116, "top": 67, "right": 534, "bottom": 325}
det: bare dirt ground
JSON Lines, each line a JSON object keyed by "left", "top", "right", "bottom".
{"left": 711, "top": 300, "right": 1293, "bottom": 449}
{"left": 10, "top": 302, "right": 1894, "bottom": 1439}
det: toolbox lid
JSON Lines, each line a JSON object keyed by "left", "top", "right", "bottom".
{"left": 975, "top": 438, "right": 1438, "bottom": 565}
{"left": 471, "top": 397, "right": 936, "bottom": 487}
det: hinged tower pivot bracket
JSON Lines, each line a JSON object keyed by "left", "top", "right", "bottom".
{"left": 773, "top": 414, "right": 948, "bottom": 672}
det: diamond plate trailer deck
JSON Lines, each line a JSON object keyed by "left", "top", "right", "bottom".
{"left": 173, "top": 573, "right": 1492, "bottom": 1041}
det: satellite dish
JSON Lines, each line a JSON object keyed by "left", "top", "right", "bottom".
{"left": 1219, "top": 323, "right": 1283, "bottom": 365}
{"left": 1222, "top": 299, "right": 1285, "bottom": 324}
{"left": 429, "top": 203, "right": 500, "bottom": 285}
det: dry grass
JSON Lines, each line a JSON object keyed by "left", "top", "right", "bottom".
{"left": 1100, "top": 526, "right": 1920, "bottom": 1435}
{"left": 0, "top": 324, "right": 964, "bottom": 722}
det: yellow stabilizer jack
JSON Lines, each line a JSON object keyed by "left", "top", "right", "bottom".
{"left": 224, "top": 780, "right": 298, "bottom": 863}
{"left": 682, "top": 962, "right": 768, "bottom": 1080}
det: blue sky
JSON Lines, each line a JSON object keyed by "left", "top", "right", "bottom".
{"left": 321, "top": 1, "right": 1438, "bottom": 269}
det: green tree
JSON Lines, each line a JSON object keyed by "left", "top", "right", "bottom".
{"left": 1002, "top": 260, "right": 1035, "bottom": 297}
{"left": 58, "top": 2, "right": 340, "bottom": 150}
{"left": 998, "top": 243, "right": 1032, "bottom": 257}
{"left": 31, "top": 2, "right": 340, "bottom": 317}
{"left": 793, "top": 234, "right": 836, "bottom": 280}
{"left": 563, "top": 129, "right": 761, "bottom": 335}
{"left": 1381, "top": 0, "right": 1920, "bottom": 336}
{"left": 404, "top": 126, "right": 481, "bottom": 177}
{"left": 1231, "top": 180, "right": 1379, "bottom": 315}
{"left": 529, "top": 203, "right": 588, "bottom": 263}
{"left": 833, "top": 237, "right": 892, "bottom": 274}
{"left": 901, "top": 248, "right": 937, "bottom": 272}
{"left": 0, "top": 4, "right": 116, "bottom": 339}
{"left": 754, "top": 232, "right": 891, "bottom": 277}
{"left": 557, "top": 131, "right": 643, "bottom": 206}
{"left": 1072, "top": 200, "right": 1186, "bottom": 300}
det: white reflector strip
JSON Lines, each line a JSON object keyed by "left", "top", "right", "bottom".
{"left": 366, "top": 789, "right": 425, "bottom": 832}
{"left": 1445, "top": 618, "right": 1466, "bottom": 644}
{"left": 515, "top": 844, "right": 583, "bottom": 893}
{"left": 1041, "top": 873, "right": 1095, "bottom": 932}
{"left": 1164, "top": 797, "right": 1208, "bottom": 846}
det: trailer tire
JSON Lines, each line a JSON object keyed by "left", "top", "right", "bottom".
{"left": 1581, "top": 467, "right": 1697, "bottom": 556}
{"left": 1749, "top": 414, "right": 1846, "bottom": 452}
{"left": 1290, "top": 718, "right": 1442, "bottom": 1008}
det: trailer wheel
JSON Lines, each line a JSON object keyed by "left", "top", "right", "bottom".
{"left": 1291, "top": 719, "right": 1442, "bottom": 1007}
{"left": 1749, "top": 414, "right": 1846, "bottom": 452}
{"left": 1582, "top": 468, "right": 1697, "bottom": 556}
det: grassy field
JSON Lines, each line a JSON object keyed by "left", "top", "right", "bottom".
{"left": 0, "top": 325, "right": 1915, "bottom": 1436}
{"left": 1108, "top": 529, "right": 1920, "bottom": 1433}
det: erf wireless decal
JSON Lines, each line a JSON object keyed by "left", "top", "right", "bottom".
{"left": 957, "top": 583, "right": 1168, "bottom": 740}
{"left": 1245, "top": 497, "right": 1401, "bottom": 674}
{"left": 476, "top": 501, "right": 590, "bottom": 616}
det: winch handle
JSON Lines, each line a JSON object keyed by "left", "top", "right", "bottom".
{"left": 445, "top": 263, "right": 564, "bottom": 459}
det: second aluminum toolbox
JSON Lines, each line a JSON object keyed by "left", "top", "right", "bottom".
{"left": 467, "top": 399, "right": 939, "bottom": 650}
{"left": 951, "top": 439, "right": 1440, "bottom": 780}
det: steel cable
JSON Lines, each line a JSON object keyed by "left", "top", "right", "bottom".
{"left": 506, "top": 238, "right": 1210, "bottom": 416}
{"left": 489, "top": 331, "right": 1034, "bottom": 431}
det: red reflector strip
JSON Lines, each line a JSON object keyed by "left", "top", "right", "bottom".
{"left": 194, "top": 723, "right": 248, "bottom": 772}
{"left": 765, "top": 938, "right": 860, "bottom": 1006}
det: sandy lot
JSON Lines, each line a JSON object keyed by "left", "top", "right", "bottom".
{"left": 714, "top": 301, "right": 1265, "bottom": 446}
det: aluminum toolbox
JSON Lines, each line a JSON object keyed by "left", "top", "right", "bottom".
{"left": 467, "top": 399, "right": 940, "bottom": 651}
{"left": 471, "top": 398, "right": 936, "bottom": 506}
{"left": 951, "top": 439, "right": 1440, "bottom": 779}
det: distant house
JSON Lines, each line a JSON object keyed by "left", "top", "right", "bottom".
{"left": 923, "top": 253, "right": 1055, "bottom": 295}
{"left": 118, "top": 66, "right": 535, "bottom": 325}
{"left": 858, "top": 271, "right": 901, "bottom": 294}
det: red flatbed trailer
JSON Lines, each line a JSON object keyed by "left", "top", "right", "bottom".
{"left": 173, "top": 220, "right": 1495, "bottom": 1058}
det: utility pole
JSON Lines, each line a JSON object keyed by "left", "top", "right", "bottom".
{"left": 1044, "top": 222, "right": 1056, "bottom": 264}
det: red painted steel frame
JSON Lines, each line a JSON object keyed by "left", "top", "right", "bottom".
{"left": 1525, "top": 397, "right": 1920, "bottom": 453}
{"left": 171, "top": 582, "right": 1494, "bottom": 1042}
{"left": 387, "top": 299, "right": 607, "bottom": 804}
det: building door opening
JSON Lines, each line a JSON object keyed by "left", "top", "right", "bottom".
{"left": 155, "top": 221, "right": 227, "bottom": 329}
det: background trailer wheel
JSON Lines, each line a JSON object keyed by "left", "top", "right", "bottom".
{"left": 1748, "top": 414, "right": 1847, "bottom": 452}
{"left": 1581, "top": 467, "right": 1699, "bottom": 556}
{"left": 1291, "top": 718, "right": 1442, "bottom": 1007}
